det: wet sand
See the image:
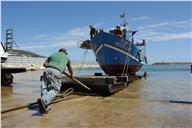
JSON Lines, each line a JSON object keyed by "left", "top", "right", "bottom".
{"left": 1, "top": 71, "right": 192, "bottom": 128}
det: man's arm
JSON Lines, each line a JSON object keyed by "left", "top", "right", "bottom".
{"left": 67, "top": 61, "right": 73, "bottom": 77}
{"left": 43, "top": 57, "right": 50, "bottom": 67}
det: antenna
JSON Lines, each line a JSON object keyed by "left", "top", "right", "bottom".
{"left": 120, "top": 12, "right": 127, "bottom": 27}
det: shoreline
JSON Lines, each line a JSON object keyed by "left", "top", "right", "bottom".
{"left": 1, "top": 63, "right": 100, "bottom": 71}
{"left": 2, "top": 62, "right": 191, "bottom": 72}
{"left": 152, "top": 62, "right": 192, "bottom": 65}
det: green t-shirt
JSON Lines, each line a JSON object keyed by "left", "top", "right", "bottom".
{"left": 47, "top": 52, "right": 70, "bottom": 72}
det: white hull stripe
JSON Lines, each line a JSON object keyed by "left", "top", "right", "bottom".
{"left": 95, "top": 45, "right": 103, "bottom": 55}
{"left": 104, "top": 43, "right": 139, "bottom": 62}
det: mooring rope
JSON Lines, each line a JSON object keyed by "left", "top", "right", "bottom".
{"left": 121, "top": 40, "right": 132, "bottom": 77}
{"left": 78, "top": 49, "right": 88, "bottom": 75}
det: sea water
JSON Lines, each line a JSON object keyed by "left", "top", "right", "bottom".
{"left": 141, "top": 64, "right": 191, "bottom": 101}
{"left": 12, "top": 64, "right": 192, "bottom": 101}
{"left": 76, "top": 64, "right": 192, "bottom": 101}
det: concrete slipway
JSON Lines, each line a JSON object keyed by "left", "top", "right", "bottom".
{"left": 1, "top": 71, "right": 191, "bottom": 128}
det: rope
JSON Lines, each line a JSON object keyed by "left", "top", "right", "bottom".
{"left": 121, "top": 54, "right": 128, "bottom": 76}
{"left": 121, "top": 39, "right": 132, "bottom": 77}
{"left": 124, "top": 48, "right": 131, "bottom": 75}
{"left": 124, "top": 36, "right": 136, "bottom": 75}
{"left": 78, "top": 49, "right": 88, "bottom": 75}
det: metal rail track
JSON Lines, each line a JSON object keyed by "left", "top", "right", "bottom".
{"left": 1, "top": 88, "right": 74, "bottom": 114}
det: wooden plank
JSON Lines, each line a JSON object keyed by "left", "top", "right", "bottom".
{"left": 116, "top": 76, "right": 129, "bottom": 83}
{"left": 61, "top": 74, "right": 143, "bottom": 95}
{"left": 63, "top": 72, "right": 91, "bottom": 91}
{"left": 108, "top": 82, "right": 126, "bottom": 93}
{"left": 62, "top": 75, "right": 116, "bottom": 85}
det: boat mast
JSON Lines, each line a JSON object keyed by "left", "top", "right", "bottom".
{"left": 120, "top": 13, "right": 128, "bottom": 40}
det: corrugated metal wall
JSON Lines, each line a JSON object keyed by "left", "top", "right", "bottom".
{"left": 5, "top": 55, "right": 46, "bottom": 65}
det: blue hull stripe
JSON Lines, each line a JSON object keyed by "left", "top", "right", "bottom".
{"left": 95, "top": 43, "right": 139, "bottom": 63}
{"left": 95, "top": 44, "right": 103, "bottom": 55}
{"left": 104, "top": 43, "right": 139, "bottom": 62}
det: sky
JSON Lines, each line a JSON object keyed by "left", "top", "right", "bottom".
{"left": 1, "top": 1, "right": 192, "bottom": 64}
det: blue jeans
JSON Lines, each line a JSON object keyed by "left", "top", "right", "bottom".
{"left": 41, "top": 68, "right": 62, "bottom": 105}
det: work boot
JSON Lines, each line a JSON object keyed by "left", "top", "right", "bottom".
{"left": 44, "top": 106, "right": 51, "bottom": 114}
{"left": 37, "top": 98, "right": 47, "bottom": 113}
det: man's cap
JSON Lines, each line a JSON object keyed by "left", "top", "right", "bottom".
{"left": 116, "top": 25, "right": 120, "bottom": 28}
{"left": 59, "top": 48, "right": 68, "bottom": 55}
{"left": 89, "top": 25, "right": 95, "bottom": 29}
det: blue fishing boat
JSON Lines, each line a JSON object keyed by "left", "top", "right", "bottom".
{"left": 79, "top": 14, "right": 147, "bottom": 75}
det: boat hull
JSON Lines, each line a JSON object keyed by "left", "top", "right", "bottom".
{"left": 90, "top": 32, "right": 143, "bottom": 75}
{"left": 100, "top": 64, "right": 142, "bottom": 75}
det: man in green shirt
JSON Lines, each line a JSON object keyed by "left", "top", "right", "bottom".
{"left": 37, "top": 48, "right": 73, "bottom": 114}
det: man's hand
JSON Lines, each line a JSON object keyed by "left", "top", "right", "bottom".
{"left": 43, "top": 62, "right": 48, "bottom": 67}
{"left": 63, "top": 72, "right": 74, "bottom": 79}
{"left": 67, "top": 61, "right": 73, "bottom": 79}
{"left": 70, "top": 74, "right": 74, "bottom": 79}
{"left": 43, "top": 58, "right": 50, "bottom": 67}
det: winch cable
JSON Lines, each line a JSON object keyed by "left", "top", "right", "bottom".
{"left": 124, "top": 45, "right": 132, "bottom": 75}
{"left": 78, "top": 49, "right": 88, "bottom": 75}
{"left": 121, "top": 55, "right": 128, "bottom": 76}
{"left": 121, "top": 43, "right": 129, "bottom": 76}
{"left": 121, "top": 40, "right": 132, "bottom": 77}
